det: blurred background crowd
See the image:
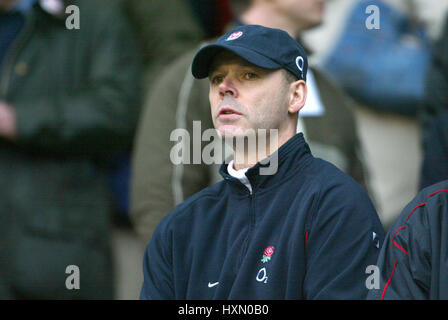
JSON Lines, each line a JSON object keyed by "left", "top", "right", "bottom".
{"left": 0, "top": 0, "right": 447, "bottom": 299}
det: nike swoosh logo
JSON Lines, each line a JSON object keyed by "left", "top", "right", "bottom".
{"left": 208, "top": 282, "right": 219, "bottom": 288}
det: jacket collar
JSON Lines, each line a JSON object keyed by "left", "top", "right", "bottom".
{"left": 219, "top": 133, "right": 313, "bottom": 193}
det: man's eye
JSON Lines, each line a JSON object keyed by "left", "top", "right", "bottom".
{"left": 211, "top": 75, "right": 223, "bottom": 84}
{"left": 244, "top": 72, "right": 258, "bottom": 80}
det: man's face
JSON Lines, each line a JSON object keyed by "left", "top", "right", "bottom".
{"left": 208, "top": 50, "right": 291, "bottom": 140}
{"left": 272, "top": 0, "right": 326, "bottom": 30}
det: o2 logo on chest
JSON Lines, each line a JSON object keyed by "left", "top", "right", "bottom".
{"left": 256, "top": 267, "right": 268, "bottom": 283}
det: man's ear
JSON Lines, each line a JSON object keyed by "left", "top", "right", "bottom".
{"left": 288, "top": 80, "right": 307, "bottom": 114}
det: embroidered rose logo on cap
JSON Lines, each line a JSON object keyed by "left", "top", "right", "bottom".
{"left": 226, "top": 31, "right": 243, "bottom": 41}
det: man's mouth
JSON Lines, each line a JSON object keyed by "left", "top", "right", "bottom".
{"left": 218, "top": 107, "right": 242, "bottom": 117}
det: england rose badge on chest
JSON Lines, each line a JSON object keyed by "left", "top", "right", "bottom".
{"left": 261, "top": 246, "right": 274, "bottom": 263}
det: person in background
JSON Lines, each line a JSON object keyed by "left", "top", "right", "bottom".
{"left": 130, "top": 0, "right": 369, "bottom": 244}
{"left": 125, "top": 0, "right": 206, "bottom": 87}
{"left": 419, "top": 14, "right": 448, "bottom": 190}
{"left": 321, "top": 0, "right": 448, "bottom": 231}
{"left": 0, "top": 0, "right": 141, "bottom": 299}
{"left": 367, "top": 180, "right": 448, "bottom": 300}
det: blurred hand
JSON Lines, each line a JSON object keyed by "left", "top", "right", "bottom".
{"left": 0, "top": 101, "right": 17, "bottom": 140}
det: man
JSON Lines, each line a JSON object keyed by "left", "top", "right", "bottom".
{"left": 131, "top": 0, "right": 369, "bottom": 244}
{"left": 0, "top": 0, "right": 141, "bottom": 299}
{"left": 139, "top": 25, "right": 384, "bottom": 299}
{"left": 367, "top": 179, "right": 448, "bottom": 299}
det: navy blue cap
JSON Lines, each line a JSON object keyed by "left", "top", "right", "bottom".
{"left": 191, "top": 25, "right": 308, "bottom": 81}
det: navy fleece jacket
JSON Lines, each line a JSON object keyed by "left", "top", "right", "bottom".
{"left": 140, "top": 133, "right": 384, "bottom": 299}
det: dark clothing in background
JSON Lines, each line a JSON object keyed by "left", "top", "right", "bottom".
{"left": 125, "top": 0, "right": 205, "bottom": 82}
{"left": 367, "top": 180, "right": 448, "bottom": 300}
{"left": 188, "top": 0, "right": 233, "bottom": 38}
{"left": 419, "top": 15, "right": 448, "bottom": 191}
{"left": 0, "top": 11, "right": 25, "bottom": 73}
{"left": 421, "top": 15, "right": 448, "bottom": 141}
{"left": 0, "top": 0, "right": 141, "bottom": 299}
{"left": 420, "top": 112, "right": 448, "bottom": 189}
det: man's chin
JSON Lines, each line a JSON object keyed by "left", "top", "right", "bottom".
{"left": 218, "top": 126, "right": 255, "bottom": 140}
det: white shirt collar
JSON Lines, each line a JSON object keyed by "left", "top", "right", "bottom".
{"left": 227, "top": 160, "right": 252, "bottom": 193}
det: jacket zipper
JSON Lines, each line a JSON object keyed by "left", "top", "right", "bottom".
{"left": 236, "top": 188, "right": 256, "bottom": 271}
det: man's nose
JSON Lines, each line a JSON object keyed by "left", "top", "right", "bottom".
{"left": 219, "top": 77, "right": 238, "bottom": 97}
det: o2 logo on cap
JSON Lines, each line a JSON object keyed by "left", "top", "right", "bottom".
{"left": 296, "top": 56, "right": 305, "bottom": 79}
{"left": 226, "top": 31, "right": 243, "bottom": 41}
{"left": 295, "top": 56, "right": 304, "bottom": 72}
